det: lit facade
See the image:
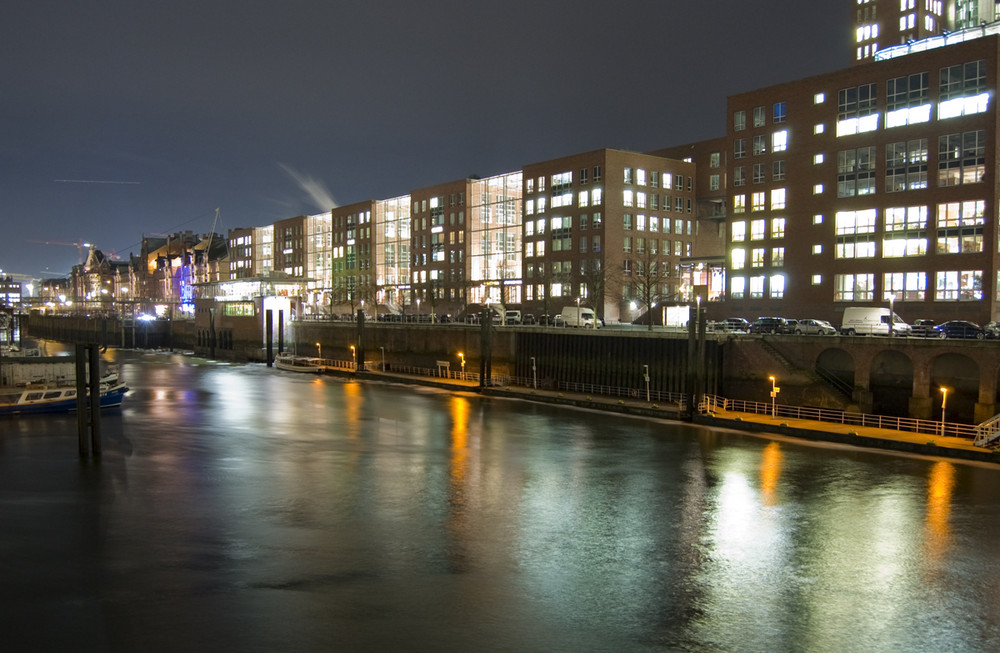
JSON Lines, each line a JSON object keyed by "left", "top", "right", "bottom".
{"left": 713, "top": 28, "right": 1000, "bottom": 325}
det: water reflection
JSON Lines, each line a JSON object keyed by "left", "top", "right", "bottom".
{"left": 2, "top": 353, "right": 999, "bottom": 651}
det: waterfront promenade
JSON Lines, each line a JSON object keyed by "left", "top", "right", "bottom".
{"left": 341, "top": 366, "right": 1000, "bottom": 465}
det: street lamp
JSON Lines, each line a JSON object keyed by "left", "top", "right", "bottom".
{"left": 769, "top": 375, "right": 780, "bottom": 418}
{"left": 530, "top": 356, "right": 537, "bottom": 389}
{"left": 458, "top": 352, "right": 465, "bottom": 379}
{"left": 644, "top": 364, "right": 650, "bottom": 402}
{"left": 940, "top": 386, "right": 948, "bottom": 435}
{"left": 316, "top": 342, "right": 322, "bottom": 359}
{"left": 416, "top": 297, "right": 420, "bottom": 321}
{"left": 350, "top": 345, "right": 356, "bottom": 370}
{"left": 576, "top": 297, "right": 581, "bottom": 327}
{"left": 888, "top": 293, "right": 896, "bottom": 337}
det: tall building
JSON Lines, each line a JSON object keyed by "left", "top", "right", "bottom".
{"left": 702, "top": 23, "right": 1000, "bottom": 326}
{"left": 520, "top": 149, "right": 698, "bottom": 323}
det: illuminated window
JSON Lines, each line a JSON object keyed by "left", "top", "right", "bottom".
{"left": 751, "top": 248, "right": 766, "bottom": 267}
{"left": 814, "top": 153, "right": 825, "bottom": 165}
{"left": 771, "top": 218, "right": 786, "bottom": 238}
{"left": 884, "top": 271, "right": 926, "bottom": 301}
{"left": 771, "top": 247, "right": 784, "bottom": 266}
{"left": 811, "top": 274, "right": 822, "bottom": 285}
{"left": 773, "top": 102, "right": 786, "bottom": 123}
{"left": 772, "top": 130, "right": 788, "bottom": 152}
{"left": 813, "top": 244, "right": 822, "bottom": 254}
{"left": 732, "top": 221, "right": 746, "bottom": 242}
{"left": 837, "top": 83, "right": 879, "bottom": 136}
{"left": 834, "top": 273, "right": 874, "bottom": 301}
{"left": 813, "top": 184, "right": 824, "bottom": 195}
{"left": 771, "top": 188, "right": 786, "bottom": 210}
{"left": 750, "top": 219, "right": 766, "bottom": 240}
{"left": 733, "top": 195, "right": 746, "bottom": 214}
{"left": 731, "top": 276, "right": 745, "bottom": 298}
{"left": 814, "top": 123, "right": 825, "bottom": 135}
{"left": 938, "top": 131, "right": 985, "bottom": 186}
{"left": 769, "top": 274, "right": 785, "bottom": 298}
{"left": 813, "top": 214, "right": 823, "bottom": 225}
{"left": 836, "top": 209, "right": 877, "bottom": 259}
{"left": 636, "top": 169, "right": 646, "bottom": 186}
{"left": 935, "top": 270, "right": 982, "bottom": 301}
{"left": 751, "top": 192, "right": 766, "bottom": 212}
{"left": 814, "top": 92, "right": 825, "bottom": 104}
{"left": 838, "top": 147, "right": 876, "bottom": 197}
{"left": 883, "top": 206, "right": 928, "bottom": 257}
{"left": 749, "top": 276, "right": 765, "bottom": 298}
{"left": 936, "top": 200, "right": 984, "bottom": 253}
{"left": 623, "top": 190, "right": 633, "bottom": 207}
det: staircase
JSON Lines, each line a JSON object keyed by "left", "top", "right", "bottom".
{"left": 974, "top": 413, "right": 1000, "bottom": 447}
{"left": 758, "top": 337, "right": 853, "bottom": 401}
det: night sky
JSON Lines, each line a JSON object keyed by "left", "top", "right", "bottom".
{"left": 1, "top": 1, "right": 848, "bottom": 280}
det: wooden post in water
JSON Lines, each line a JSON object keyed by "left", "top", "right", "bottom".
{"left": 75, "top": 344, "right": 88, "bottom": 456}
{"left": 356, "top": 309, "right": 366, "bottom": 372}
{"left": 88, "top": 344, "right": 101, "bottom": 455}
{"left": 265, "top": 309, "right": 273, "bottom": 366}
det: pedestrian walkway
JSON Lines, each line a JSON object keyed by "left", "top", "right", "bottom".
{"left": 340, "top": 366, "right": 1000, "bottom": 465}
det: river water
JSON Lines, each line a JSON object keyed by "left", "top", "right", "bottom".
{"left": 2, "top": 350, "right": 1000, "bottom": 652}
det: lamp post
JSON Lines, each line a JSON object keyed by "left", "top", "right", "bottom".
{"left": 350, "top": 345, "right": 356, "bottom": 370}
{"left": 576, "top": 297, "right": 580, "bottom": 327}
{"left": 769, "top": 375, "right": 780, "bottom": 418}
{"left": 940, "top": 387, "right": 948, "bottom": 435}
{"left": 316, "top": 342, "right": 322, "bottom": 359}
{"left": 644, "top": 364, "right": 650, "bottom": 402}
{"left": 380, "top": 346, "right": 385, "bottom": 371}
{"left": 458, "top": 352, "right": 465, "bottom": 379}
{"left": 530, "top": 356, "right": 537, "bottom": 389}
{"left": 888, "top": 293, "right": 896, "bottom": 337}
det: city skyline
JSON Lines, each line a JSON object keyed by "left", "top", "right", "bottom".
{"left": 1, "top": 1, "right": 846, "bottom": 279}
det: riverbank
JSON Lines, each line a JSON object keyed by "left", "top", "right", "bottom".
{"left": 334, "top": 366, "right": 1000, "bottom": 466}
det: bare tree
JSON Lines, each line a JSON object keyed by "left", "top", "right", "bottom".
{"left": 631, "top": 246, "right": 672, "bottom": 331}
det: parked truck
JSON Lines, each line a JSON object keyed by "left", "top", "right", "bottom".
{"left": 560, "top": 305, "right": 600, "bottom": 328}
{"left": 840, "top": 306, "right": 911, "bottom": 336}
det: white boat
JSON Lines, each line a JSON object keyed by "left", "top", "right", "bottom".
{"left": 0, "top": 377, "right": 129, "bottom": 415}
{"left": 274, "top": 353, "right": 330, "bottom": 374}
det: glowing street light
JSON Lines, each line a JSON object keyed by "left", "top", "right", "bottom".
{"left": 458, "top": 352, "right": 465, "bottom": 379}
{"left": 350, "top": 345, "right": 356, "bottom": 370}
{"left": 316, "top": 342, "right": 322, "bottom": 359}
{"left": 940, "top": 387, "right": 948, "bottom": 435}
{"left": 769, "top": 375, "right": 780, "bottom": 418}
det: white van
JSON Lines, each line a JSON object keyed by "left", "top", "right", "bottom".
{"left": 560, "top": 305, "right": 600, "bottom": 328}
{"left": 840, "top": 307, "right": 911, "bottom": 336}
{"left": 504, "top": 310, "right": 521, "bottom": 325}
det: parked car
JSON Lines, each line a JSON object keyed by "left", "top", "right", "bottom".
{"left": 985, "top": 322, "right": 1000, "bottom": 339}
{"left": 781, "top": 319, "right": 799, "bottom": 334}
{"left": 749, "top": 317, "right": 788, "bottom": 334}
{"left": 522, "top": 313, "right": 536, "bottom": 325}
{"left": 932, "top": 320, "right": 985, "bottom": 339}
{"left": 715, "top": 317, "right": 750, "bottom": 333}
{"left": 910, "top": 319, "right": 937, "bottom": 337}
{"left": 794, "top": 318, "right": 837, "bottom": 335}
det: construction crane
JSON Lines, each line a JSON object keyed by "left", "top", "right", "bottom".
{"left": 27, "top": 239, "right": 90, "bottom": 265}
{"left": 27, "top": 239, "right": 121, "bottom": 265}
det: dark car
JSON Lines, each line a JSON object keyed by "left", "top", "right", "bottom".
{"left": 781, "top": 319, "right": 799, "bottom": 334}
{"left": 910, "top": 319, "right": 937, "bottom": 337}
{"left": 749, "top": 317, "right": 788, "bottom": 334}
{"left": 932, "top": 320, "right": 985, "bottom": 339}
{"left": 714, "top": 317, "right": 750, "bottom": 333}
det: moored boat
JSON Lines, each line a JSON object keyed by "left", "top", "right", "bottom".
{"left": 274, "top": 352, "right": 330, "bottom": 374}
{"left": 0, "top": 378, "right": 129, "bottom": 415}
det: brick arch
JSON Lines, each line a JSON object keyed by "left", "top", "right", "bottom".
{"left": 816, "top": 347, "right": 856, "bottom": 390}
{"left": 929, "top": 352, "right": 980, "bottom": 424}
{"left": 869, "top": 350, "right": 914, "bottom": 417}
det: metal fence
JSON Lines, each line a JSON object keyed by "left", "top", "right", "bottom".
{"left": 703, "top": 394, "right": 980, "bottom": 440}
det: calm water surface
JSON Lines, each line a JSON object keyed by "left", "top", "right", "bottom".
{"left": 2, "top": 351, "right": 1000, "bottom": 652}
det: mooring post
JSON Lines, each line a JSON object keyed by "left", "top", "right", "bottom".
{"left": 266, "top": 309, "right": 273, "bottom": 367}
{"left": 356, "top": 309, "right": 366, "bottom": 372}
{"left": 88, "top": 344, "right": 102, "bottom": 455}
{"left": 75, "top": 344, "right": 88, "bottom": 457}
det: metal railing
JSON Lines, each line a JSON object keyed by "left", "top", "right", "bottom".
{"left": 703, "top": 394, "right": 980, "bottom": 440}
